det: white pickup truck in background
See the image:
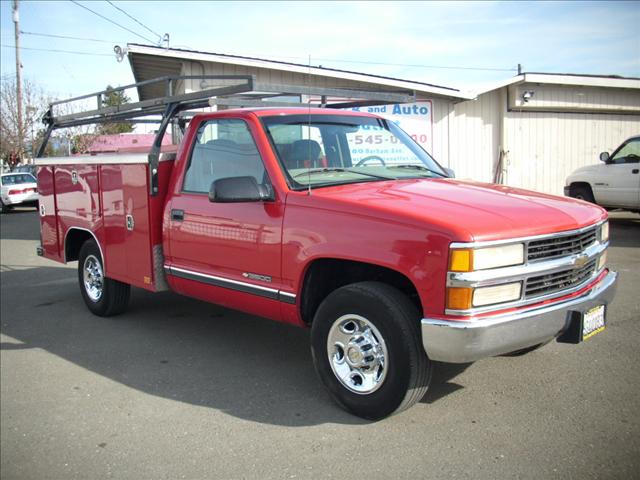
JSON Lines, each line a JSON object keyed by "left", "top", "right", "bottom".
{"left": 565, "top": 136, "right": 640, "bottom": 213}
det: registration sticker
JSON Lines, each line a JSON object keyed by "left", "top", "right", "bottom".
{"left": 582, "top": 305, "right": 606, "bottom": 341}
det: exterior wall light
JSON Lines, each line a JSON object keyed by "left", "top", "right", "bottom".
{"left": 522, "top": 90, "right": 535, "bottom": 103}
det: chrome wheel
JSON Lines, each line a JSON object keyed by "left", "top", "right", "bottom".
{"left": 83, "top": 254, "right": 104, "bottom": 302}
{"left": 326, "top": 314, "right": 388, "bottom": 394}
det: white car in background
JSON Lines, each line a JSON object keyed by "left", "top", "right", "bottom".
{"left": 0, "top": 172, "right": 39, "bottom": 213}
{"left": 565, "top": 135, "right": 640, "bottom": 213}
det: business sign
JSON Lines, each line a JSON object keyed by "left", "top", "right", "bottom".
{"left": 349, "top": 101, "right": 434, "bottom": 154}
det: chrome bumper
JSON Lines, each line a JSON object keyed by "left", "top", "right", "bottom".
{"left": 421, "top": 270, "right": 618, "bottom": 363}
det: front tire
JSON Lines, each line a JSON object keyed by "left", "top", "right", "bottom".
{"left": 78, "top": 239, "right": 130, "bottom": 316}
{"left": 310, "top": 282, "right": 432, "bottom": 420}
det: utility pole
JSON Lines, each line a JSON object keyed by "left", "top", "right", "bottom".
{"left": 13, "top": 0, "right": 23, "bottom": 162}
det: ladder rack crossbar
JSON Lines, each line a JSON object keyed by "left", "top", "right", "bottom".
{"left": 43, "top": 75, "right": 416, "bottom": 129}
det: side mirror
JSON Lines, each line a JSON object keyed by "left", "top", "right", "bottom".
{"left": 209, "top": 176, "right": 273, "bottom": 203}
{"left": 599, "top": 152, "right": 610, "bottom": 163}
{"left": 444, "top": 167, "right": 455, "bottom": 178}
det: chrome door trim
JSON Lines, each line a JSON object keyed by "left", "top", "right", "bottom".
{"left": 165, "top": 265, "right": 297, "bottom": 304}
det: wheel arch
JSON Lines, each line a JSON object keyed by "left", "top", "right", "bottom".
{"left": 298, "top": 257, "right": 422, "bottom": 325}
{"left": 65, "top": 228, "right": 104, "bottom": 267}
{"left": 568, "top": 182, "right": 597, "bottom": 202}
{"left": 569, "top": 181, "right": 593, "bottom": 192}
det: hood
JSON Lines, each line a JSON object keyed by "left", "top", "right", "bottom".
{"left": 567, "top": 163, "right": 603, "bottom": 179}
{"left": 299, "top": 178, "right": 606, "bottom": 242}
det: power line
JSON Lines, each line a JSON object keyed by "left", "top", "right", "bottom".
{"left": 21, "top": 30, "right": 121, "bottom": 44}
{"left": 168, "top": 48, "right": 516, "bottom": 73}
{"left": 105, "top": 0, "right": 161, "bottom": 41}
{"left": 69, "top": 0, "right": 155, "bottom": 44}
{"left": 1, "top": 44, "right": 113, "bottom": 56}
{"left": 312, "top": 57, "right": 517, "bottom": 72}
{"left": 10, "top": 30, "right": 519, "bottom": 74}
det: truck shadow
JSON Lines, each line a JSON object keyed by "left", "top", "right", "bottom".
{"left": 608, "top": 212, "right": 640, "bottom": 248}
{"left": 421, "top": 362, "right": 472, "bottom": 404}
{"left": 0, "top": 266, "right": 467, "bottom": 426}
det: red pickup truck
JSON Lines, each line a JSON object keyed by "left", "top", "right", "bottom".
{"left": 36, "top": 106, "right": 617, "bottom": 419}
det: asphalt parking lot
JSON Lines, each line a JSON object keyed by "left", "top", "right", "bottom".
{"left": 1, "top": 208, "right": 639, "bottom": 479}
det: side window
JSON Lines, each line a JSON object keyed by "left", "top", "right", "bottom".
{"left": 611, "top": 139, "right": 640, "bottom": 164}
{"left": 183, "top": 119, "right": 268, "bottom": 193}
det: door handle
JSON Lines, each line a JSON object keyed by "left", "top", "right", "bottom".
{"left": 171, "top": 209, "right": 184, "bottom": 221}
{"left": 632, "top": 169, "right": 639, "bottom": 174}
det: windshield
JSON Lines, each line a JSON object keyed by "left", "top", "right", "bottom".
{"left": 1, "top": 174, "right": 36, "bottom": 186}
{"left": 262, "top": 114, "right": 447, "bottom": 190}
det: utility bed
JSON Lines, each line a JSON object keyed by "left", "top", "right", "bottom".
{"left": 36, "top": 152, "right": 176, "bottom": 292}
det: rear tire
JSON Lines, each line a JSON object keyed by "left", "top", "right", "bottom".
{"left": 0, "top": 200, "right": 11, "bottom": 214}
{"left": 78, "top": 239, "right": 130, "bottom": 316}
{"left": 569, "top": 184, "right": 595, "bottom": 203}
{"left": 310, "top": 281, "right": 432, "bottom": 420}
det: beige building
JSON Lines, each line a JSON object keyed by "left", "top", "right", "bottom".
{"left": 126, "top": 44, "right": 640, "bottom": 196}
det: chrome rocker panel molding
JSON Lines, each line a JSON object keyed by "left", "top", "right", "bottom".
{"left": 422, "top": 270, "right": 617, "bottom": 364}
{"left": 165, "top": 265, "right": 297, "bottom": 304}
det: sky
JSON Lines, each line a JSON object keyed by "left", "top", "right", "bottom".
{"left": 0, "top": 0, "right": 639, "bottom": 101}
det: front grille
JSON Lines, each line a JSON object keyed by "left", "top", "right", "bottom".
{"left": 527, "top": 227, "right": 597, "bottom": 262}
{"left": 525, "top": 259, "right": 597, "bottom": 298}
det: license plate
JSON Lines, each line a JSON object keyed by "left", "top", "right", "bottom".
{"left": 582, "top": 305, "right": 606, "bottom": 341}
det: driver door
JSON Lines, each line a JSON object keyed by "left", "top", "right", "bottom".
{"left": 166, "top": 117, "right": 286, "bottom": 319}
{"left": 593, "top": 138, "right": 640, "bottom": 209}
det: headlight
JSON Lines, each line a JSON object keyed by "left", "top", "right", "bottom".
{"left": 449, "top": 243, "right": 525, "bottom": 272}
{"left": 599, "top": 221, "right": 609, "bottom": 243}
{"left": 597, "top": 251, "right": 607, "bottom": 271}
{"left": 473, "top": 282, "right": 522, "bottom": 307}
{"left": 446, "top": 282, "right": 522, "bottom": 310}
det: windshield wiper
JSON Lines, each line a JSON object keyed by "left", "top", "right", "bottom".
{"left": 292, "top": 168, "right": 393, "bottom": 180}
{"left": 387, "top": 164, "right": 447, "bottom": 177}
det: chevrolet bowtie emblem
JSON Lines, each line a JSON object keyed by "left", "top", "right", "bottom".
{"left": 573, "top": 253, "right": 589, "bottom": 267}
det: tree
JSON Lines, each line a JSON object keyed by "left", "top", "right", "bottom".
{"left": 96, "top": 85, "right": 134, "bottom": 135}
{"left": 0, "top": 76, "right": 47, "bottom": 165}
{"left": 1, "top": 80, "right": 134, "bottom": 163}
{"left": 42, "top": 97, "right": 98, "bottom": 157}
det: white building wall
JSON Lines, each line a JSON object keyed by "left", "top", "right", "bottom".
{"left": 426, "top": 97, "right": 454, "bottom": 169}
{"left": 508, "top": 84, "right": 640, "bottom": 113}
{"left": 449, "top": 89, "right": 502, "bottom": 182}
{"left": 503, "top": 111, "right": 640, "bottom": 195}
{"left": 447, "top": 84, "right": 640, "bottom": 195}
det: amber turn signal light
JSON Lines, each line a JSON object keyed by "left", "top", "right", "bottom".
{"left": 446, "top": 287, "right": 473, "bottom": 310}
{"left": 449, "top": 249, "right": 472, "bottom": 272}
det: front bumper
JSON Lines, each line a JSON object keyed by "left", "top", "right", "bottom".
{"left": 421, "top": 270, "right": 618, "bottom": 363}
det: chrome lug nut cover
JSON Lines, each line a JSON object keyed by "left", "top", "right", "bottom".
{"left": 326, "top": 314, "right": 388, "bottom": 394}
{"left": 83, "top": 254, "right": 104, "bottom": 302}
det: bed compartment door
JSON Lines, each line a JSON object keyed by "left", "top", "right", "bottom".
{"left": 37, "top": 165, "right": 61, "bottom": 261}
{"left": 101, "top": 164, "right": 154, "bottom": 289}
